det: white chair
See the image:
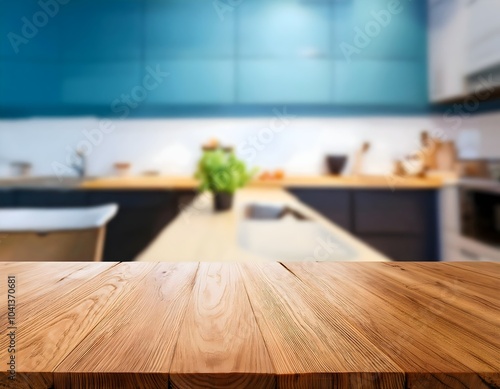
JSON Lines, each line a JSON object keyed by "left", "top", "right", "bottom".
{"left": 0, "top": 204, "right": 118, "bottom": 262}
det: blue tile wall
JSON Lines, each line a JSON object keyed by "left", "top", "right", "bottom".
{"left": 0, "top": 0, "right": 428, "bottom": 117}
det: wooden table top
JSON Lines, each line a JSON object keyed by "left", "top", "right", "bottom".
{"left": 0, "top": 262, "right": 498, "bottom": 389}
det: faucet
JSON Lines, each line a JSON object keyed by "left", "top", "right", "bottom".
{"left": 70, "top": 148, "right": 87, "bottom": 178}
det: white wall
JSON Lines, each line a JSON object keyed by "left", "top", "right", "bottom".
{"left": 0, "top": 114, "right": 481, "bottom": 178}
{"left": 460, "top": 111, "right": 500, "bottom": 158}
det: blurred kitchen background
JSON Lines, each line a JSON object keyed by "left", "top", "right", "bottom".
{"left": 1, "top": 0, "right": 500, "bottom": 263}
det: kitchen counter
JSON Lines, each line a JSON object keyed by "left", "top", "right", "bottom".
{"left": 0, "top": 261, "right": 498, "bottom": 388}
{"left": 0, "top": 175, "right": 444, "bottom": 190}
{"left": 0, "top": 177, "right": 444, "bottom": 261}
{"left": 136, "top": 188, "right": 389, "bottom": 262}
{"left": 82, "top": 175, "right": 445, "bottom": 189}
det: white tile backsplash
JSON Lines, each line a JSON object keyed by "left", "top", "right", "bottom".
{"left": 0, "top": 113, "right": 491, "bottom": 178}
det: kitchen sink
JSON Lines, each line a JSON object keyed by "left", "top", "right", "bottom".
{"left": 239, "top": 203, "right": 356, "bottom": 261}
{"left": 244, "top": 204, "right": 309, "bottom": 220}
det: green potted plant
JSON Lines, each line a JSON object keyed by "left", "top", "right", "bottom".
{"left": 195, "top": 146, "right": 257, "bottom": 211}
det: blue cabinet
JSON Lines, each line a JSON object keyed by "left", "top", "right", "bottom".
{"left": 0, "top": 60, "right": 61, "bottom": 107}
{"left": 236, "top": 0, "right": 332, "bottom": 104}
{"left": 238, "top": 0, "right": 330, "bottom": 58}
{"left": 0, "top": 0, "right": 61, "bottom": 60}
{"left": 331, "top": 0, "right": 427, "bottom": 61}
{"left": 61, "top": 61, "right": 142, "bottom": 105}
{"left": 332, "top": 60, "right": 427, "bottom": 107}
{"left": 330, "top": 0, "right": 427, "bottom": 107}
{"left": 238, "top": 60, "right": 331, "bottom": 104}
{"left": 148, "top": 60, "right": 234, "bottom": 104}
{"left": 143, "top": 0, "right": 236, "bottom": 105}
{"left": 0, "top": 0, "right": 429, "bottom": 114}
{"left": 144, "top": 0, "right": 235, "bottom": 59}
{"left": 61, "top": 0, "right": 142, "bottom": 61}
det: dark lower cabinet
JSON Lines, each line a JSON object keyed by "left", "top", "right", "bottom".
{"left": 98, "top": 207, "right": 165, "bottom": 261}
{"left": 352, "top": 190, "right": 439, "bottom": 261}
{"left": 1, "top": 188, "right": 196, "bottom": 261}
{"left": 15, "top": 189, "right": 88, "bottom": 207}
{"left": 87, "top": 191, "right": 173, "bottom": 208}
{"left": 353, "top": 191, "right": 436, "bottom": 234}
{"left": 87, "top": 190, "right": 195, "bottom": 261}
{"left": 289, "top": 189, "right": 352, "bottom": 231}
{"left": 289, "top": 188, "right": 439, "bottom": 261}
{"left": 0, "top": 190, "right": 14, "bottom": 208}
{"left": 357, "top": 235, "right": 436, "bottom": 262}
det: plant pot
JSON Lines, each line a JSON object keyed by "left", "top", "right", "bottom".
{"left": 214, "top": 192, "right": 234, "bottom": 212}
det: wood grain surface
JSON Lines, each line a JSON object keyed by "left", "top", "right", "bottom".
{"left": 0, "top": 262, "right": 154, "bottom": 388}
{"left": 55, "top": 263, "right": 199, "bottom": 388}
{"left": 52, "top": 373, "right": 168, "bottom": 389}
{"left": 170, "top": 263, "right": 275, "bottom": 389}
{"left": 0, "top": 262, "right": 498, "bottom": 389}
{"left": 239, "top": 262, "right": 405, "bottom": 389}
{"left": 284, "top": 262, "right": 500, "bottom": 389}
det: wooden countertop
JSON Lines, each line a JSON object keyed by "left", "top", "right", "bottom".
{"left": 137, "top": 188, "right": 389, "bottom": 262}
{"left": 81, "top": 176, "right": 199, "bottom": 190}
{"left": 0, "top": 261, "right": 498, "bottom": 389}
{"left": 80, "top": 175, "right": 444, "bottom": 190}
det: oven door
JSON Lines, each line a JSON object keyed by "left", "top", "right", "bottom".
{"left": 460, "top": 186, "right": 500, "bottom": 247}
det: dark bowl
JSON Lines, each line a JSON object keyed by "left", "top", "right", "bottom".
{"left": 326, "top": 155, "right": 347, "bottom": 175}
